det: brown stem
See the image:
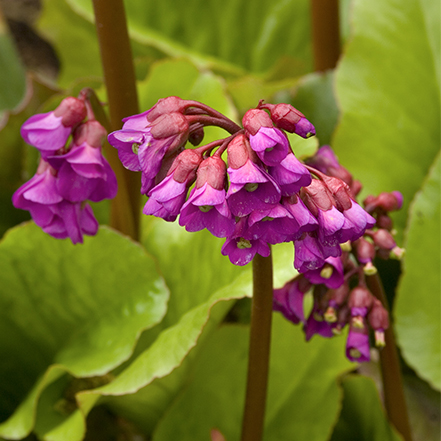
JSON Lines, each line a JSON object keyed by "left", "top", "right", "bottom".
{"left": 92, "top": 0, "right": 140, "bottom": 241}
{"left": 366, "top": 273, "right": 413, "bottom": 441}
{"left": 310, "top": 0, "right": 341, "bottom": 71}
{"left": 241, "top": 252, "right": 274, "bottom": 441}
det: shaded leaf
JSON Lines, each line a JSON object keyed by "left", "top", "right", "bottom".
{"left": 330, "top": 375, "right": 403, "bottom": 441}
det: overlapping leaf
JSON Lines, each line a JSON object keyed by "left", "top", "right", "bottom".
{"left": 66, "top": 0, "right": 312, "bottom": 76}
{"left": 152, "top": 316, "right": 355, "bottom": 441}
{"left": 0, "top": 224, "right": 169, "bottom": 439}
{"left": 333, "top": 0, "right": 440, "bottom": 240}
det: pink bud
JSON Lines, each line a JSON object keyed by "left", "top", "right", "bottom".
{"left": 54, "top": 97, "right": 87, "bottom": 127}
{"left": 242, "top": 108, "right": 274, "bottom": 136}
{"left": 72, "top": 120, "right": 107, "bottom": 148}
{"left": 195, "top": 156, "right": 227, "bottom": 190}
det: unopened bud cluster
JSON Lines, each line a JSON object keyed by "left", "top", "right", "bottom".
{"left": 13, "top": 92, "right": 117, "bottom": 243}
{"left": 274, "top": 145, "right": 403, "bottom": 362}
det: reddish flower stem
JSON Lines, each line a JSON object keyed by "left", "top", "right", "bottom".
{"left": 241, "top": 252, "right": 274, "bottom": 441}
{"left": 92, "top": 0, "right": 140, "bottom": 241}
{"left": 366, "top": 273, "right": 413, "bottom": 441}
{"left": 310, "top": 0, "right": 341, "bottom": 71}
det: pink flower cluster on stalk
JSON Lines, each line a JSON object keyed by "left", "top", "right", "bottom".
{"left": 13, "top": 94, "right": 117, "bottom": 243}
{"left": 274, "top": 146, "right": 404, "bottom": 362}
{"left": 106, "top": 96, "right": 404, "bottom": 363}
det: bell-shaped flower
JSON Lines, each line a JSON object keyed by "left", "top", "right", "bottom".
{"left": 268, "top": 153, "right": 312, "bottom": 196}
{"left": 179, "top": 156, "right": 235, "bottom": 238}
{"left": 346, "top": 323, "right": 370, "bottom": 362}
{"left": 221, "top": 217, "right": 270, "bottom": 266}
{"left": 303, "top": 256, "right": 345, "bottom": 289}
{"left": 143, "top": 149, "right": 201, "bottom": 222}
{"left": 293, "top": 232, "right": 326, "bottom": 272}
{"left": 20, "top": 97, "right": 87, "bottom": 157}
{"left": 243, "top": 109, "right": 289, "bottom": 166}
{"left": 273, "top": 275, "right": 312, "bottom": 324}
{"left": 226, "top": 134, "right": 281, "bottom": 217}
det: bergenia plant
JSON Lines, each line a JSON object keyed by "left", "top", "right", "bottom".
{"left": 1, "top": 0, "right": 439, "bottom": 440}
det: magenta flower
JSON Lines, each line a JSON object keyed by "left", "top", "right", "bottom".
{"left": 268, "top": 153, "right": 312, "bottom": 196}
{"left": 346, "top": 325, "right": 370, "bottom": 362}
{"left": 246, "top": 204, "right": 299, "bottom": 244}
{"left": 20, "top": 97, "right": 87, "bottom": 157}
{"left": 179, "top": 156, "right": 235, "bottom": 237}
{"left": 293, "top": 232, "right": 326, "bottom": 272}
{"left": 143, "top": 149, "right": 201, "bottom": 222}
{"left": 248, "top": 127, "right": 290, "bottom": 166}
{"left": 42, "top": 201, "right": 98, "bottom": 244}
{"left": 221, "top": 217, "right": 270, "bottom": 266}
{"left": 226, "top": 135, "right": 281, "bottom": 216}
{"left": 273, "top": 275, "right": 312, "bottom": 324}
{"left": 303, "top": 256, "right": 344, "bottom": 289}
{"left": 304, "top": 302, "right": 334, "bottom": 340}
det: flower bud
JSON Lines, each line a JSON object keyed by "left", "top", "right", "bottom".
{"left": 242, "top": 108, "right": 274, "bottom": 136}
{"left": 348, "top": 286, "right": 373, "bottom": 314}
{"left": 72, "top": 120, "right": 107, "bottom": 148}
{"left": 195, "top": 156, "right": 226, "bottom": 190}
{"left": 168, "top": 149, "right": 202, "bottom": 183}
{"left": 226, "top": 133, "right": 255, "bottom": 169}
{"left": 147, "top": 96, "right": 190, "bottom": 122}
{"left": 259, "top": 102, "right": 315, "bottom": 138}
{"left": 372, "top": 229, "right": 396, "bottom": 250}
{"left": 54, "top": 97, "right": 87, "bottom": 127}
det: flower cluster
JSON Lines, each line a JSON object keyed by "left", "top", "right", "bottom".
{"left": 274, "top": 145, "right": 404, "bottom": 362}
{"left": 107, "top": 96, "right": 403, "bottom": 363}
{"left": 13, "top": 94, "right": 117, "bottom": 243}
{"left": 109, "top": 97, "right": 375, "bottom": 269}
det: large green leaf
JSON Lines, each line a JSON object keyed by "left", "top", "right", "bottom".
{"left": 395, "top": 152, "right": 441, "bottom": 390}
{"left": 153, "top": 316, "right": 355, "bottom": 441}
{"left": 0, "top": 223, "right": 168, "bottom": 439}
{"left": 43, "top": 220, "right": 299, "bottom": 438}
{"left": 67, "top": 0, "right": 312, "bottom": 76}
{"left": 333, "top": 0, "right": 440, "bottom": 240}
{"left": 330, "top": 375, "right": 403, "bottom": 441}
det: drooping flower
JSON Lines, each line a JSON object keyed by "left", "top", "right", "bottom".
{"left": 226, "top": 134, "right": 281, "bottom": 217}
{"left": 303, "top": 256, "right": 345, "bottom": 289}
{"left": 21, "top": 97, "right": 87, "bottom": 157}
{"left": 346, "top": 324, "right": 371, "bottom": 362}
{"left": 242, "top": 109, "right": 290, "bottom": 166}
{"left": 221, "top": 217, "right": 270, "bottom": 266}
{"left": 273, "top": 275, "right": 312, "bottom": 324}
{"left": 268, "top": 153, "right": 312, "bottom": 196}
{"left": 179, "top": 155, "right": 235, "bottom": 238}
{"left": 143, "top": 149, "right": 202, "bottom": 222}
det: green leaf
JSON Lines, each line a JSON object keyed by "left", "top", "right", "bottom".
{"left": 331, "top": 375, "right": 403, "bottom": 441}
{"left": 37, "top": 0, "right": 103, "bottom": 88}
{"left": 67, "top": 0, "right": 312, "bottom": 76}
{"left": 153, "top": 316, "right": 354, "bottom": 441}
{"left": 0, "top": 223, "right": 168, "bottom": 438}
{"left": 333, "top": 0, "right": 440, "bottom": 241}
{"left": 0, "top": 20, "right": 26, "bottom": 113}
{"left": 395, "top": 152, "right": 441, "bottom": 390}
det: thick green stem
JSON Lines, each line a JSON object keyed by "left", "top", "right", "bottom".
{"left": 366, "top": 273, "right": 413, "bottom": 441}
{"left": 310, "top": 0, "right": 341, "bottom": 71}
{"left": 92, "top": 0, "right": 140, "bottom": 241}
{"left": 241, "top": 252, "right": 274, "bottom": 441}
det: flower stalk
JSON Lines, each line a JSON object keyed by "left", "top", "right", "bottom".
{"left": 241, "top": 252, "right": 274, "bottom": 441}
{"left": 366, "top": 273, "right": 413, "bottom": 441}
{"left": 92, "top": 0, "right": 140, "bottom": 241}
